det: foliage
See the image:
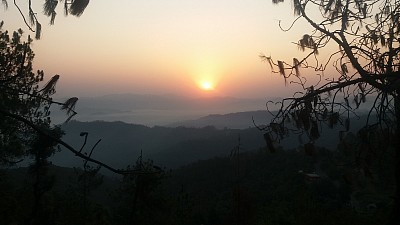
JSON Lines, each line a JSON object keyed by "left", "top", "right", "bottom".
{"left": 0, "top": 23, "right": 72, "bottom": 165}
{"left": 113, "top": 155, "right": 168, "bottom": 225}
{"left": 261, "top": 0, "right": 400, "bottom": 152}
{"left": 261, "top": 0, "right": 400, "bottom": 223}
{"left": 165, "top": 148, "right": 392, "bottom": 225}
{"left": 58, "top": 120, "right": 268, "bottom": 170}
{"left": 1, "top": 24, "right": 141, "bottom": 176}
{"left": 0, "top": 165, "right": 112, "bottom": 225}
{"left": 0, "top": 146, "right": 394, "bottom": 225}
{"left": 0, "top": 24, "right": 86, "bottom": 224}
{"left": 26, "top": 126, "right": 64, "bottom": 225}
{"left": 1, "top": 0, "right": 90, "bottom": 39}
{"left": 55, "top": 169, "right": 110, "bottom": 225}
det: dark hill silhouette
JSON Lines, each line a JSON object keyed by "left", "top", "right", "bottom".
{"left": 53, "top": 121, "right": 265, "bottom": 172}
{"left": 52, "top": 111, "right": 372, "bottom": 175}
{"left": 169, "top": 110, "right": 372, "bottom": 149}
{"left": 51, "top": 93, "right": 268, "bottom": 125}
{"left": 167, "top": 110, "right": 274, "bottom": 129}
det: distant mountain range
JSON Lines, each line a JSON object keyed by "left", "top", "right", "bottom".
{"left": 53, "top": 120, "right": 266, "bottom": 174}
{"left": 168, "top": 110, "right": 275, "bottom": 129}
{"left": 50, "top": 108, "right": 372, "bottom": 177}
{"left": 51, "top": 93, "right": 374, "bottom": 127}
{"left": 51, "top": 93, "right": 271, "bottom": 126}
{"left": 46, "top": 93, "right": 378, "bottom": 176}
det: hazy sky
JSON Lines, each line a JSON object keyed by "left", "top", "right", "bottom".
{"left": 2, "top": 0, "right": 315, "bottom": 98}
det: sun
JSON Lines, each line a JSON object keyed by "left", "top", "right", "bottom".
{"left": 200, "top": 81, "right": 214, "bottom": 91}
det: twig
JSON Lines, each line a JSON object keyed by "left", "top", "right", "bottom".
{"left": 13, "top": 0, "right": 34, "bottom": 32}
{"left": 0, "top": 108, "right": 156, "bottom": 175}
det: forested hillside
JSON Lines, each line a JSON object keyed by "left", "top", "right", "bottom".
{"left": 2, "top": 147, "right": 394, "bottom": 225}
{"left": 53, "top": 112, "right": 372, "bottom": 172}
{"left": 53, "top": 120, "right": 265, "bottom": 170}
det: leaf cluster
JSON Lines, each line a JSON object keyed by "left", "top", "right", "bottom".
{"left": 261, "top": 0, "right": 400, "bottom": 156}
{"left": 0, "top": 25, "right": 76, "bottom": 165}
{"left": 2, "top": 0, "right": 90, "bottom": 39}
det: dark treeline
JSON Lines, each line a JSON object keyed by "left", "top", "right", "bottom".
{"left": 54, "top": 120, "right": 266, "bottom": 170}
{"left": 1, "top": 142, "right": 395, "bottom": 225}
{"left": 54, "top": 116, "right": 372, "bottom": 171}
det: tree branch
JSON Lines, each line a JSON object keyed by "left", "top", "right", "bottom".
{"left": 13, "top": 0, "right": 34, "bottom": 32}
{"left": 298, "top": 1, "right": 385, "bottom": 90}
{"left": 292, "top": 77, "right": 366, "bottom": 104}
{"left": 0, "top": 108, "right": 156, "bottom": 175}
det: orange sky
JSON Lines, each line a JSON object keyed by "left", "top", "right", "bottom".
{"left": 1, "top": 0, "right": 319, "bottom": 98}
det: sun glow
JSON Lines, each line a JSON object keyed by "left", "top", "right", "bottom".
{"left": 200, "top": 81, "right": 214, "bottom": 91}
{"left": 194, "top": 74, "right": 220, "bottom": 95}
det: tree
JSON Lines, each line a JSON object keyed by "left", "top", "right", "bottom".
{"left": 113, "top": 153, "right": 167, "bottom": 225}
{"left": 54, "top": 165, "right": 108, "bottom": 225}
{"left": 2, "top": 0, "right": 90, "bottom": 39}
{"left": 26, "top": 127, "right": 63, "bottom": 225}
{"left": 0, "top": 23, "right": 74, "bottom": 224}
{"left": 0, "top": 24, "right": 162, "bottom": 224}
{"left": 0, "top": 22, "right": 73, "bottom": 165}
{"left": 0, "top": 23, "right": 155, "bottom": 175}
{"left": 260, "top": 0, "right": 399, "bottom": 224}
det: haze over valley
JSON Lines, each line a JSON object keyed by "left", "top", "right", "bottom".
{"left": 50, "top": 93, "right": 373, "bottom": 175}
{"left": 52, "top": 93, "right": 271, "bottom": 126}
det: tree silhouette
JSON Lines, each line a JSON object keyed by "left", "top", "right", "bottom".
{"left": 260, "top": 0, "right": 400, "bottom": 224}
{"left": 0, "top": 24, "right": 73, "bottom": 224}
{"left": 113, "top": 152, "right": 167, "bottom": 225}
{"left": 0, "top": 23, "right": 73, "bottom": 165}
{"left": 1, "top": 0, "right": 90, "bottom": 39}
{"left": 26, "top": 127, "right": 63, "bottom": 225}
{"left": 0, "top": 24, "right": 151, "bottom": 176}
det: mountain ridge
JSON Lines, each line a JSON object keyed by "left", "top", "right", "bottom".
{"left": 51, "top": 93, "right": 270, "bottom": 125}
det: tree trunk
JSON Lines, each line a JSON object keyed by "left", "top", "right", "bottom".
{"left": 393, "top": 145, "right": 400, "bottom": 225}
{"left": 391, "top": 95, "right": 400, "bottom": 225}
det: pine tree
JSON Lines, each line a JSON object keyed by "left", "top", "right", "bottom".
{"left": 262, "top": 0, "right": 400, "bottom": 224}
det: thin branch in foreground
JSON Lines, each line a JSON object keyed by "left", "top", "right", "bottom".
{"left": 13, "top": 0, "right": 34, "bottom": 32}
{"left": 0, "top": 108, "right": 159, "bottom": 175}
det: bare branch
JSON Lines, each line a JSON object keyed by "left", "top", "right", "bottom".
{"left": 0, "top": 108, "right": 156, "bottom": 175}
{"left": 13, "top": 0, "right": 34, "bottom": 32}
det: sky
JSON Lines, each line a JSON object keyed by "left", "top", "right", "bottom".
{"left": 1, "top": 0, "right": 315, "bottom": 99}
